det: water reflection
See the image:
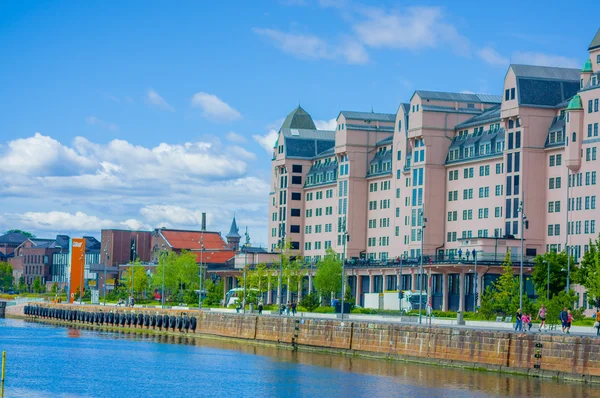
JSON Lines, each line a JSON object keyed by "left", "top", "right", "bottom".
{"left": 1, "top": 318, "right": 599, "bottom": 398}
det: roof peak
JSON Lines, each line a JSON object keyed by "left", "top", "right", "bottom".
{"left": 280, "top": 106, "right": 316, "bottom": 130}
{"left": 588, "top": 27, "right": 600, "bottom": 51}
{"left": 226, "top": 216, "right": 241, "bottom": 239}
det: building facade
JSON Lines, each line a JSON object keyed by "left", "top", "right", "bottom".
{"left": 267, "top": 28, "right": 600, "bottom": 314}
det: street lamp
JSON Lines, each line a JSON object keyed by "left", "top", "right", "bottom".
{"left": 341, "top": 217, "right": 348, "bottom": 320}
{"left": 419, "top": 209, "right": 427, "bottom": 325}
{"left": 161, "top": 243, "right": 166, "bottom": 308}
{"left": 277, "top": 224, "right": 285, "bottom": 306}
{"left": 544, "top": 260, "right": 549, "bottom": 301}
{"left": 199, "top": 233, "right": 205, "bottom": 310}
{"left": 130, "top": 240, "right": 136, "bottom": 301}
{"left": 518, "top": 200, "right": 527, "bottom": 311}
{"left": 103, "top": 239, "right": 110, "bottom": 306}
{"left": 243, "top": 227, "right": 250, "bottom": 314}
{"left": 472, "top": 249, "right": 478, "bottom": 312}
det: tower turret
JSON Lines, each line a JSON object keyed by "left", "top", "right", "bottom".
{"left": 226, "top": 216, "right": 241, "bottom": 251}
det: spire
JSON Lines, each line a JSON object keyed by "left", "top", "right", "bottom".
{"left": 226, "top": 216, "right": 241, "bottom": 239}
{"left": 280, "top": 106, "right": 316, "bottom": 130}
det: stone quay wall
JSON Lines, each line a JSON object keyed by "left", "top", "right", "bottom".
{"left": 15, "top": 304, "right": 600, "bottom": 383}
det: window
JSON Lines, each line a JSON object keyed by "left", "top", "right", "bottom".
{"left": 495, "top": 185, "right": 503, "bottom": 196}
{"left": 505, "top": 89, "right": 510, "bottom": 101}
{"left": 549, "top": 177, "right": 554, "bottom": 189}
{"left": 572, "top": 132, "right": 577, "bottom": 143}
{"left": 515, "top": 131, "right": 521, "bottom": 148}
{"left": 496, "top": 163, "right": 503, "bottom": 174}
{"left": 556, "top": 154, "right": 562, "bottom": 165}
{"left": 292, "top": 164, "right": 302, "bottom": 173}
{"left": 291, "top": 192, "right": 301, "bottom": 201}
{"left": 596, "top": 99, "right": 599, "bottom": 112}
{"left": 291, "top": 176, "right": 302, "bottom": 185}
{"left": 589, "top": 100, "right": 593, "bottom": 113}
{"left": 291, "top": 208, "right": 301, "bottom": 217}
{"left": 495, "top": 207, "right": 502, "bottom": 218}
{"left": 510, "top": 88, "right": 515, "bottom": 100}
{"left": 507, "top": 176, "right": 512, "bottom": 195}
{"left": 291, "top": 225, "right": 301, "bottom": 233}
{"left": 508, "top": 133, "right": 513, "bottom": 149}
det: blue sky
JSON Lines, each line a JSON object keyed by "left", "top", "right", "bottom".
{"left": 0, "top": 0, "right": 598, "bottom": 245}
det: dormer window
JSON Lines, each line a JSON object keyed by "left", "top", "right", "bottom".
{"left": 592, "top": 76, "right": 598, "bottom": 86}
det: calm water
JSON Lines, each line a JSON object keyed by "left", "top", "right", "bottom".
{"left": 1, "top": 318, "right": 600, "bottom": 397}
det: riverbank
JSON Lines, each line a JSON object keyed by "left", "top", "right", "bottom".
{"left": 12, "top": 304, "right": 600, "bottom": 384}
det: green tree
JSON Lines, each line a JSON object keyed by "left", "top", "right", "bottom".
{"left": 203, "top": 279, "right": 224, "bottom": 306}
{"left": 299, "top": 292, "right": 320, "bottom": 312}
{"left": 152, "top": 250, "right": 199, "bottom": 300}
{"left": 313, "top": 248, "right": 342, "bottom": 299}
{"left": 4, "top": 229, "right": 35, "bottom": 238}
{"left": 574, "top": 236, "right": 600, "bottom": 309}
{"left": 479, "top": 252, "right": 534, "bottom": 319}
{"left": 532, "top": 251, "right": 569, "bottom": 299}
{"left": 32, "top": 276, "right": 43, "bottom": 293}
{"left": 0, "top": 261, "right": 14, "bottom": 291}
{"left": 50, "top": 282, "right": 58, "bottom": 294}
{"left": 538, "top": 290, "right": 583, "bottom": 326}
{"left": 122, "top": 261, "right": 149, "bottom": 298}
{"left": 18, "top": 276, "right": 26, "bottom": 293}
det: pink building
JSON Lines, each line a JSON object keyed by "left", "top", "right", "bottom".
{"left": 267, "top": 28, "right": 600, "bottom": 314}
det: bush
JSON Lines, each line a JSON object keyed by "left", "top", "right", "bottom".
{"left": 313, "top": 306, "right": 335, "bottom": 313}
{"left": 299, "top": 293, "right": 320, "bottom": 312}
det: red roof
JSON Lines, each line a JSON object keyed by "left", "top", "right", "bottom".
{"left": 161, "top": 230, "right": 227, "bottom": 251}
{"left": 195, "top": 250, "right": 235, "bottom": 264}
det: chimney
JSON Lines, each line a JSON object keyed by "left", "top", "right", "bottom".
{"left": 201, "top": 212, "right": 207, "bottom": 231}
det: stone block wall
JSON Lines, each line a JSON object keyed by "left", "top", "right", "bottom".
{"left": 19, "top": 304, "right": 600, "bottom": 382}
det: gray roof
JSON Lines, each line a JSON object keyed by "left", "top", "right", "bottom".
{"left": 284, "top": 138, "right": 335, "bottom": 159}
{"left": 510, "top": 64, "right": 580, "bottom": 81}
{"left": 414, "top": 90, "right": 502, "bottom": 104}
{"left": 548, "top": 115, "right": 566, "bottom": 133}
{"left": 313, "top": 146, "right": 335, "bottom": 159}
{"left": 588, "top": 28, "right": 600, "bottom": 51}
{"left": 376, "top": 135, "right": 394, "bottom": 146}
{"left": 280, "top": 106, "right": 316, "bottom": 130}
{"left": 338, "top": 111, "right": 396, "bottom": 122}
{"left": 281, "top": 128, "right": 335, "bottom": 140}
{"left": 517, "top": 78, "right": 580, "bottom": 107}
{"left": 400, "top": 103, "right": 410, "bottom": 113}
{"left": 455, "top": 106, "right": 501, "bottom": 129}
{"left": 30, "top": 238, "right": 57, "bottom": 248}
{"left": 0, "top": 232, "right": 28, "bottom": 245}
{"left": 421, "top": 105, "right": 482, "bottom": 115}
{"left": 226, "top": 217, "right": 241, "bottom": 239}
{"left": 447, "top": 127, "right": 505, "bottom": 165}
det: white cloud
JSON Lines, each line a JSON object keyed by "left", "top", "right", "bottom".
{"left": 145, "top": 88, "right": 174, "bottom": 112}
{"left": 85, "top": 116, "right": 119, "bottom": 132}
{"left": 353, "top": 6, "right": 470, "bottom": 55}
{"left": 3, "top": 211, "right": 149, "bottom": 232}
{"left": 254, "top": 28, "right": 369, "bottom": 64}
{"left": 190, "top": 92, "right": 241, "bottom": 122}
{"left": 511, "top": 52, "right": 579, "bottom": 69}
{"left": 477, "top": 46, "right": 509, "bottom": 66}
{"left": 314, "top": 118, "right": 337, "bottom": 130}
{"left": 0, "top": 133, "right": 271, "bottom": 246}
{"left": 226, "top": 131, "right": 247, "bottom": 143}
{"left": 253, "top": 129, "right": 279, "bottom": 153}
{"left": 0, "top": 133, "right": 95, "bottom": 176}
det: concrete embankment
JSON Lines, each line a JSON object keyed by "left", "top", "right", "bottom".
{"left": 13, "top": 304, "right": 600, "bottom": 384}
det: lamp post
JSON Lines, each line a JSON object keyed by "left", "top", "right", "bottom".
{"left": 130, "top": 240, "right": 136, "bottom": 301}
{"left": 566, "top": 169, "right": 571, "bottom": 292}
{"left": 199, "top": 233, "right": 204, "bottom": 310}
{"left": 161, "top": 243, "right": 166, "bottom": 308}
{"left": 419, "top": 209, "right": 427, "bottom": 325}
{"left": 472, "top": 249, "right": 477, "bottom": 312}
{"left": 243, "top": 227, "right": 249, "bottom": 314}
{"left": 545, "top": 260, "right": 549, "bottom": 301}
{"left": 518, "top": 200, "right": 527, "bottom": 311}
{"left": 80, "top": 254, "right": 84, "bottom": 305}
{"left": 341, "top": 217, "right": 348, "bottom": 320}
{"left": 277, "top": 224, "right": 285, "bottom": 306}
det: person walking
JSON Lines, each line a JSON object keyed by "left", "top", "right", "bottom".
{"left": 285, "top": 301, "right": 291, "bottom": 316}
{"left": 595, "top": 309, "right": 600, "bottom": 337}
{"left": 258, "top": 300, "right": 263, "bottom": 315}
{"left": 559, "top": 307, "right": 569, "bottom": 333}
{"left": 279, "top": 303, "right": 286, "bottom": 316}
{"left": 566, "top": 310, "right": 573, "bottom": 334}
{"left": 291, "top": 301, "right": 297, "bottom": 316}
{"left": 537, "top": 304, "right": 547, "bottom": 332}
{"left": 515, "top": 308, "right": 523, "bottom": 332}
{"left": 521, "top": 313, "right": 529, "bottom": 332}
{"left": 527, "top": 313, "right": 533, "bottom": 332}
